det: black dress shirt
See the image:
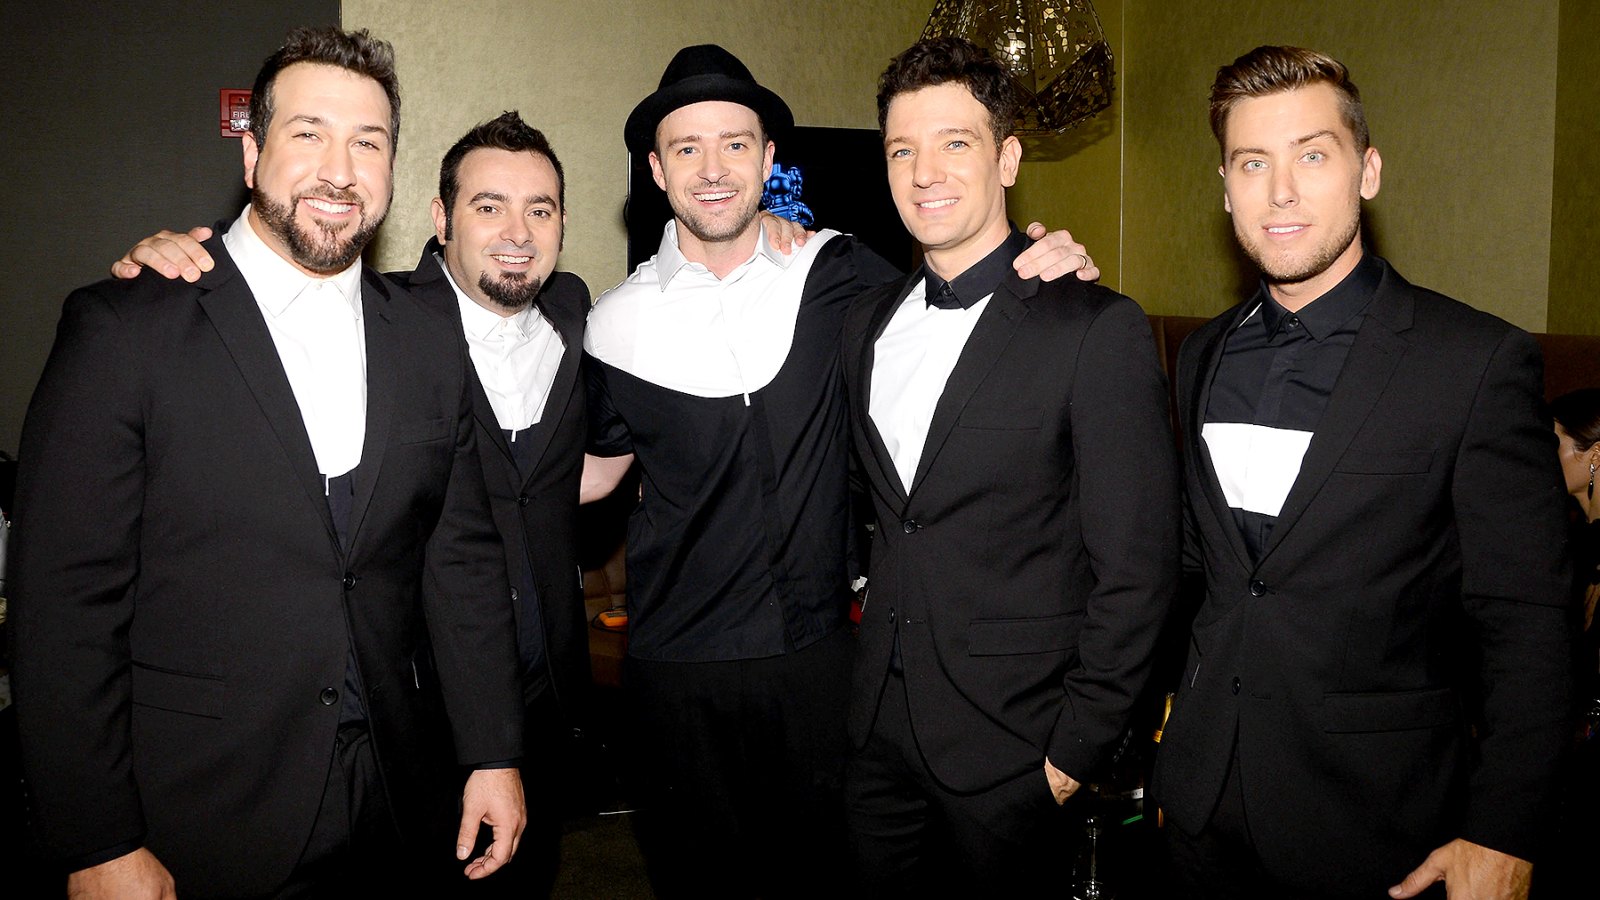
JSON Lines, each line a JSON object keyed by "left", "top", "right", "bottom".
{"left": 1204, "top": 253, "right": 1383, "bottom": 561}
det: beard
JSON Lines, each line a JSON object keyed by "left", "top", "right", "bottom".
{"left": 670, "top": 185, "right": 762, "bottom": 245}
{"left": 1236, "top": 210, "right": 1361, "bottom": 286}
{"left": 252, "top": 186, "right": 383, "bottom": 275}
{"left": 477, "top": 270, "right": 545, "bottom": 314}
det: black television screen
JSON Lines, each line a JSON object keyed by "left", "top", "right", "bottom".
{"left": 625, "top": 125, "right": 915, "bottom": 276}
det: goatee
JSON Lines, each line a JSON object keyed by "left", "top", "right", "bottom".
{"left": 478, "top": 271, "right": 544, "bottom": 314}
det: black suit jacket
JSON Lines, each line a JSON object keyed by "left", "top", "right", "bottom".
{"left": 843, "top": 269, "right": 1180, "bottom": 792}
{"left": 392, "top": 240, "right": 592, "bottom": 723}
{"left": 1153, "top": 260, "right": 1572, "bottom": 887}
{"left": 9, "top": 234, "right": 524, "bottom": 895}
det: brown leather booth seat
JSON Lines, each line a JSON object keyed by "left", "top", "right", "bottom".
{"left": 573, "top": 316, "right": 1598, "bottom": 689}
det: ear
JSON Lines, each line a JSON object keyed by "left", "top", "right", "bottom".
{"left": 559, "top": 208, "right": 567, "bottom": 252}
{"left": 998, "top": 135, "right": 1022, "bottom": 188}
{"left": 1360, "top": 146, "right": 1382, "bottom": 200}
{"left": 648, "top": 151, "right": 667, "bottom": 192}
{"left": 431, "top": 197, "right": 448, "bottom": 244}
{"left": 1219, "top": 164, "right": 1231, "bottom": 214}
{"left": 243, "top": 133, "right": 261, "bottom": 190}
{"left": 762, "top": 139, "right": 776, "bottom": 183}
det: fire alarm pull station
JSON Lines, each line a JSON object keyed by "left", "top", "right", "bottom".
{"left": 220, "top": 90, "right": 251, "bottom": 138}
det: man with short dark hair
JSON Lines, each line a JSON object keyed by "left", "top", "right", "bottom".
{"left": 583, "top": 43, "right": 1098, "bottom": 898}
{"left": 1153, "top": 45, "right": 1572, "bottom": 900}
{"left": 841, "top": 37, "right": 1179, "bottom": 895}
{"left": 11, "top": 27, "right": 527, "bottom": 897}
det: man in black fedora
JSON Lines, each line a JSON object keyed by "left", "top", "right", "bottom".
{"left": 582, "top": 44, "right": 1097, "bottom": 898}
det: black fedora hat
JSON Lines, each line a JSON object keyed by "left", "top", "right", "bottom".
{"left": 624, "top": 44, "right": 793, "bottom": 156}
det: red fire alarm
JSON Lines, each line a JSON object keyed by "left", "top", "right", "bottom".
{"left": 219, "top": 89, "right": 251, "bottom": 138}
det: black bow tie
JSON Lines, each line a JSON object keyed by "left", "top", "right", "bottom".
{"left": 925, "top": 281, "right": 965, "bottom": 310}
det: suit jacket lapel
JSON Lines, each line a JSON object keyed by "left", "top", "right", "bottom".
{"left": 1189, "top": 305, "right": 1254, "bottom": 572}
{"left": 347, "top": 268, "right": 396, "bottom": 552}
{"left": 195, "top": 247, "right": 338, "bottom": 546}
{"left": 906, "top": 274, "right": 1029, "bottom": 496}
{"left": 1257, "top": 275, "right": 1412, "bottom": 563}
{"left": 511, "top": 290, "right": 584, "bottom": 487}
{"left": 856, "top": 276, "right": 916, "bottom": 506}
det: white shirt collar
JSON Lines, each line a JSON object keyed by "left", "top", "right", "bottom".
{"left": 223, "top": 205, "right": 363, "bottom": 319}
{"left": 653, "top": 218, "right": 793, "bottom": 290}
{"left": 435, "top": 252, "right": 536, "bottom": 341}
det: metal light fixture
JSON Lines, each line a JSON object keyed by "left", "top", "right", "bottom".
{"left": 924, "top": 0, "right": 1114, "bottom": 137}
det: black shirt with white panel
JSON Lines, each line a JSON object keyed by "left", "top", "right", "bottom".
{"left": 1203, "top": 252, "right": 1383, "bottom": 561}
{"left": 584, "top": 223, "right": 901, "bottom": 663}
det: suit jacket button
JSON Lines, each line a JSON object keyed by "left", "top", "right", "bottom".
{"left": 343, "top": 572, "right": 357, "bottom": 590}
{"left": 518, "top": 495, "right": 531, "bottom": 507}
{"left": 510, "top": 587, "right": 519, "bottom": 602}
{"left": 320, "top": 687, "right": 339, "bottom": 706}
{"left": 1231, "top": 677, "right": 1241, "bottom": 695}
{"left": 1248, "top": 580, "right": 1267, "bottom": 597}
{"left": 887, "top": 607, "right": 895, "bottom": 623}
{"left": 902, "top": 519, "right": 919, "bottom": 534}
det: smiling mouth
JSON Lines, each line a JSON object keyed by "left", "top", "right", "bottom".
{"left": 490, "top": 254, "right": 532, "bottom": 265}
{"left": 917, "top": 198, "right": 958, "bottom": 209}
{"left": 1265, "top": 224, "right": 1306, "bottom": 235}
{"left": 303, "top": 197, "right": 357, "bottom": 215}
{"left": 695, "top": 190, "right": 736, "bottom": 203}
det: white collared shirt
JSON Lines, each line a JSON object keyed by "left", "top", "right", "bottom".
{"left": 585, "top": 220, "right": 841, "bottom": 404}
{"left": 438, "top": 255, "right": 565, "bottom": 434}
{"left": 869, "top": 280, "right": 992, "bottom": 491}
{"left": 223, "top": 206, "right": 365, "bottom": 478}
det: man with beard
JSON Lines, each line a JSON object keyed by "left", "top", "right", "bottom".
{"left": 1151, "top": 46, "right": 1571, "bottom": 900}
{"left": 582, "top": 44, "right": 1095, "bottom": 898}
{"left": 9, "top": 27, "right": 526, "bottom": 897}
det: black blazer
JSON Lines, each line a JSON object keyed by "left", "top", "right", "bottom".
{"left": 1152, "top": 261, "right": 1573, "bottom": 888}
{"left": 843, "top": 269, "right": 1180, "bottom": 792}
{"left": 10, "top": 235, "right": 524, "bottom": 895}
{"left": 393, "top": 240, "right": 592, "bottom": 724}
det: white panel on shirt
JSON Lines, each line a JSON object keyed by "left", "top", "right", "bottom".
{"left": 869, "top": 281, "right": 991, "bottom": 491}
{"left": 439, "top": 256, "right": 565, "bottom": 433}
{"left": 1201, "top": 421, "right": 1313, "bottom": 517}
{"left": 223, "top": 207, "right": 366, "bottom": 479}
{"left": 585, "top": 221, "right": 842, "bottom": 401}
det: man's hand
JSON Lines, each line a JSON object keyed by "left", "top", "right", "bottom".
{"left": 1043, "top": 757, "right": 1080, "bottom": 805}
{"left": 457, "top": 767, "right": 526, "bottom": 880}
{"left": 1389, "top": 838, "right": 1532, "bottom": 900}
{"left": 67, "top": 847, "right": 176, "bottom": 899}
{"left": 759, "top": 210, "right": 813, "bottom": 254}
{"left": 1016, "top": 222, "right": 1099, "bottom": 283}
{"left": 110, "top": 227, "right": 214, "bottom": 283}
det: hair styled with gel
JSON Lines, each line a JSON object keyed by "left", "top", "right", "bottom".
{"left": 249, "top": 26, "right": 401, "bottom": 155}
{"left": 437, "top": 111, "right": 566, "bottom": 239}
{"left": 877, "top": 36, "right": 1020, "bottom": 150}
{"left": 1209, "top": 45, "right": 1368, "bottom": 158}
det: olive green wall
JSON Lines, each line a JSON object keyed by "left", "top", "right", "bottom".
{"left": 1549, "top": 0, "right": 1600, "bottom": 336}
{"left": 1119, "top": 0, "right": 1562, "bottom": 328}
{"left": 1005, "top": 0, "right": 1126, "bottom": 291}
{"left": 342, "top": 0, "right": 931, "bottom": 291}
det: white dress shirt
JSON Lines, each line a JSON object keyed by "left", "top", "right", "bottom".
{"left": 585, "top": 220, "right": 842, "bottom": 404}
{"left": 869, "top": 280, "right": 992, "bottom": 491}
{"left": 438, "top": 255, "right": 564, "bottom": 434}
{"left": 223, "top": 206, "right": 365, "bottom": 479}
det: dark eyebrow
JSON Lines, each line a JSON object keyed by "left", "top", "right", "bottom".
{"left": 283, "top": 113, "right": 390, "bottom": 142}
{"left": 468, "top": 191, "right": 508, "bottom": 205}
{"left": 1228, "top": 129, "right": 1341, "bottom": 164}
{"left": 665, "top": 128, "right": 757, "bottom": 150}
{"left": 884, "top": 125, "right": 983, "bottom": 149}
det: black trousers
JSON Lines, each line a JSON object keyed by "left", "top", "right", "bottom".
{"left": 623, "top": 626, "right": 854, "bottom": 900}
{"left": 274, "top": 723, "right": 409, "bottom": 898}
{"left": 845, "top": 669, "right": 1078, "bottom": 899}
